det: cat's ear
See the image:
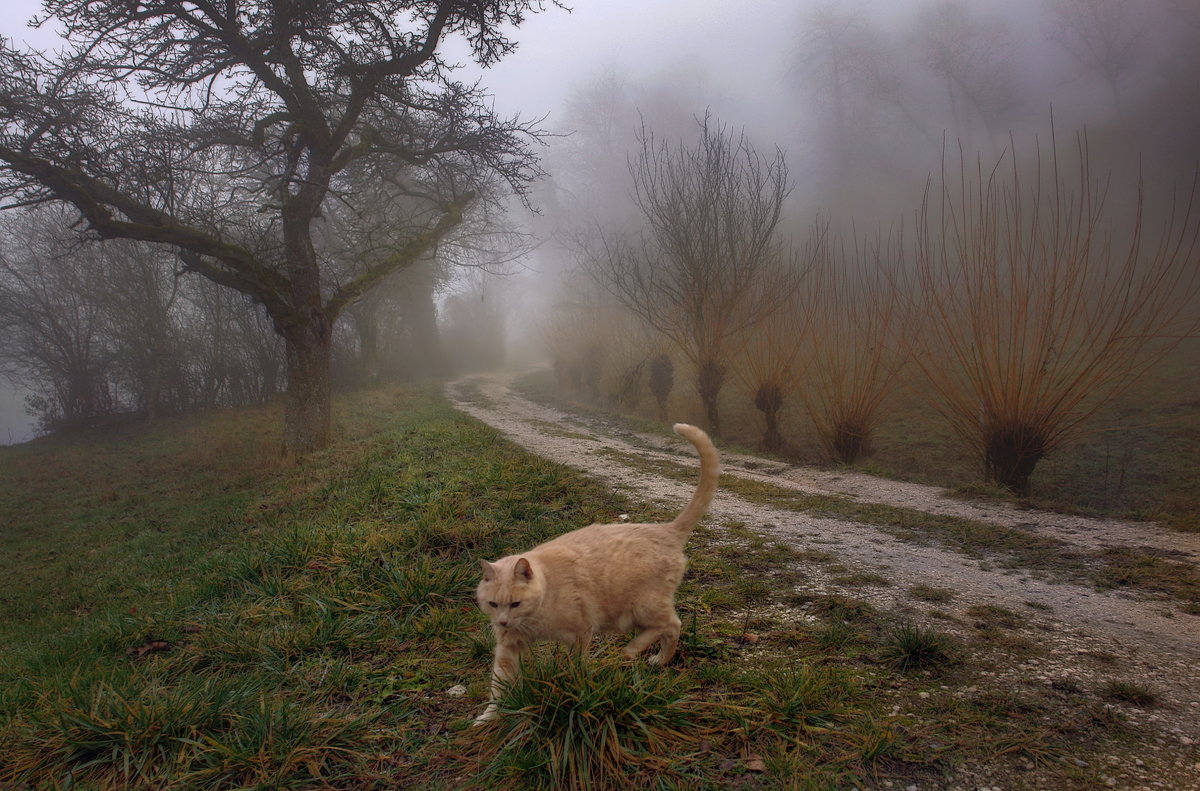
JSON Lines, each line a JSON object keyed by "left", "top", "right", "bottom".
{"left": 479, "top": 560, "right": 495, "bottom": 581}
{"left": 514, "top": 557, "right": 534, "bottom": 581}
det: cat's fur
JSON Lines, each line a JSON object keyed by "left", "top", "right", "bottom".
{"left": 473, "top": 423, "right": 719, "bottom": 723}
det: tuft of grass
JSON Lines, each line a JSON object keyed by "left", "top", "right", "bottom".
{"left": 947, "top": 480, "right": 1019, "bottom": 502}
{"left": 470, "top": 652, "right": 697, "bottom": 790}
{"left": 830, "top": 571, "right": 891, "bottom": 588}
{"left": 371, "top": 553, "right": 477, "bottom": 625}
{"left": 814, "top": 620, "right": 862, "bottom": 651}
{"left": 837, "top": 716, "right": 904, "bottom": 769}
{"left": 878, "top": 622, "right": 956, "bottom": 671}
{"left": 1100, "top": 680, "right": 1159, "bottom": 707}
{"left": 4, "top": 675, "right": 373, "bottom": 790}
{"left": 1093, "top": 547, "right": 1200, "bottom": 602}
{"left": 745, "top": 663, "right": 857, "bottom": 731}
{"left": 792, "top": 594, "right": 877, "bottom": 624}
{"left": 909, "top": 584, "right": 955, "bottom": 603}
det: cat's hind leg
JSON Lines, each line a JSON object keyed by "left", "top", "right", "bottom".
{"left": 649, "top": 619, "right": 681, "bottom": 666}
{"left": 623, "top": 612, "right": 682, "bottom": 665}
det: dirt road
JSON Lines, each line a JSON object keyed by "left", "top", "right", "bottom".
{"left": 448, "top": 369, "right": 1200, "bottom": 751}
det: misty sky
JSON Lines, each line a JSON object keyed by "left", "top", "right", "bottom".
{"left": 3, "top": 0, "right": 797, "bottom": 120}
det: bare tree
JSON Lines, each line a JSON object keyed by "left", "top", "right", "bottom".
{"left": 0, "top": 205, "right": 288, "bottom": 429}
{"left": 1048, "top": 0, "right": 1143, "bottom": 120}
{"left": 0, "top": 210, "right": 114, "bottom": 430}
{"left": 181, "top": 277, "right": 284, "bottom": 409}
{"left": 555, "top": 67, "right": 644, "bottom": 228}
{"left": 442, "top": 269, "right": 508, "bottom": 374}
{"left": 0, "top": 0, "right": 550, "bottom": 454}
{"left": 915, "top": 1, "right": 1020, "bottom": 154}
{"left": 98, "top": 243, "right": 187, "bottom": 419}
{"left": 342, "top": 257, "right": 449, "bottom": 385}
{"left": 729, "top": 223, "right": 825, "bottom": 455}
{"left": 795, "top": 228, "right": 908, "bottom": 465}
{"left": 792, "top": 4, "right": 917, "bottom": 197}
{"left": 590, "top": 115, "right": 799, "bottom": 437}
{"left": 647, "top": 352, "right": 675, "bottom": 422}
{"left": 909, "top": 131, "right": 1200, "bottom": 495}
{"left": 729, "top": 296, "right": 808, "bottom": 456}
{"left": 534, "top": 271, "right": 602, "bottom": 400}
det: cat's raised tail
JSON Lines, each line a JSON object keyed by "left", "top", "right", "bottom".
{"left": 670, "top": 423, "right": 720, "bottom": 535}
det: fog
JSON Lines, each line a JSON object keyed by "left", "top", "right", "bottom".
{"left": 0, "top": 385, "right": 31, "bottom": 443}
{"left": 470, "top": 0, "right": 1200, "bottom": 367}
{"left": 1, "top": 0, "right": 1197, "bottom": 444}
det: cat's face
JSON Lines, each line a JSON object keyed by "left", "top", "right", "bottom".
{"left": 477, "top": 556, "right": 543, "bottom": 631}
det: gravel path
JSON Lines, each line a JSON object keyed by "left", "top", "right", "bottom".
{"left": 447, "top": 369, "right": 1200, "bottom": 755}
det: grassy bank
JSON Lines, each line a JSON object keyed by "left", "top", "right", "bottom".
{"left": 0, "top": 384, "right": 1191, "bottom": 789}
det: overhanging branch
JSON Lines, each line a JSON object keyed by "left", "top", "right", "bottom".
{"left": 325, "top": 190, "right": 476, "bottom": 319}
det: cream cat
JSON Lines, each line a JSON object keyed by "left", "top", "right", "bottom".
{"left": 473, "top": 423, "right": 719, "bottom": 723}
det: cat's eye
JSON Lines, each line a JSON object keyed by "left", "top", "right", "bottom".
{"left": 487, "top": 602, "right": 497, "bottom": 608}
{"left": 510, "top": 601, "right": 520, "bottom": 608}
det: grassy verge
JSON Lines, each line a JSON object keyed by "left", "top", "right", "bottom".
{"left": 517, "top": 340, "right": 1200, "bottom": 530}
{"left": 595, "top": 447, "right": 1200, "bottom": 610}
{"left": 1, "top": 384, "right": 1191, "bottom": 789}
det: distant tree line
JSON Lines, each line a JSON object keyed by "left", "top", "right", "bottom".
{"left": 0, "top": 208, "right": 272, "bottom": 432}
{"left": 0, "top": 204, "right": 511, "bottom": 436}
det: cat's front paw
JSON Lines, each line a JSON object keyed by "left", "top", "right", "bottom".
{"left": 473, "top": 703, "right": 499, "bottom": 725}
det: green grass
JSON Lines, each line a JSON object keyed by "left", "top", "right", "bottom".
{"left": 474, "top": 651, "right": 699, "bottom": 789}
{"left": 878, "top": 622, "right": 957, "bottom": 671}
{"left": 0, "top": 385, "right": 632, "bottom": 788}
{"left": 2, "top": 382, "right": 1194, "bottom": 789}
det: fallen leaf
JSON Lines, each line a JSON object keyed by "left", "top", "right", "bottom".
{"left": 126, "top": 638, "right": 172, "bottom": 659}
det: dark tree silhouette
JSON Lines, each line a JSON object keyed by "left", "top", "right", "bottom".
{"left": 0, "top": 0, "right": 550, "bottom": 454}
{"left": 591, "top": 115, "right": 800, "bottom": 437}
{"left": 1049, "top": 0, "right": 1143, "bottom": 119}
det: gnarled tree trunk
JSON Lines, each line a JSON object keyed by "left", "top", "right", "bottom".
{"left": 648, "top": 354, "right": 674, "bottom": 422}
{"left": 697, "top": 358, "right": 725, "bottom": 438}
{"left": 754, "top": 381, "right": 784, "bottom": 455}
{"left": 282, "top": 317, "right": 332, "bottom": 457}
